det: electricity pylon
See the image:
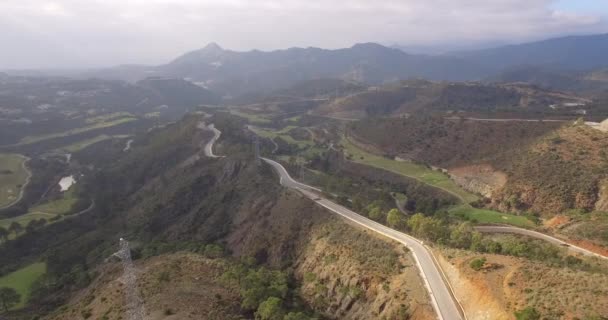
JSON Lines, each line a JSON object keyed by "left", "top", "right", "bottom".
{"left": 113, "top": 238, "right": 146, "bottom": 320}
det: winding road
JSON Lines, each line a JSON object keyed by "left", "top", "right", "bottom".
{"left": 200, "top": 123, "right": 222, "bottom": 158}
{"left": 205, "top": 125, "right": 463, "bottom": 319}
{"left": 262, "top": 157, "right": 464, "bottom": 320}
{"left": 206, "top": 124, "right": 608, "bottom": 320}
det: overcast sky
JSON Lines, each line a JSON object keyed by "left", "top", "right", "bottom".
{"left": 1, "top": 0, "right": 607, "bottom": 69}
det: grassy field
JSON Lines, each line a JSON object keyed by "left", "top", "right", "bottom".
{"left": 55, "top": 134, "right": 131, "bottom": 153}
{"left": 449, "top": 204, "right": 535, "bottom": 228}
{"left": 85, "top": 112, "right": 133, "bottom": 124}
{"left": 18, "top": 117, "right": 137, "bottom": 145}
{"left": 0, "top": 212, "right": 57, "bottom": 230}
{"left": 341, "top": 136, "right": 477, "bottom": 203}
{"left": 0, "top": 189, "right": 79, "bottom": 236}
{"left": 229, "top": 110, "right": 272, "bottom": 124}
{"left": 340, "top": 136, "right": 536, "bottom": 228}
{"left": 250, "top": 126, "right": 314, "bottom": 148}
{"left": 0, "top": 154, "right": 29, "bottom": 208}
{"left": 0, "top": 262, "right": 46, "bottom": 309}
{"left": 285, "top": 115, "right": 302, "bottom": 122}
{"left": 30, "top": 189, "right": 78, "bottom": 215}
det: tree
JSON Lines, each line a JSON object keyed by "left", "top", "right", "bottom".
{"left": 450, "top": 222, "right": 473, "bottom": 249}
{"left": 240, "top": 268, "right": 288, "bottom": 310}
{"left": 0, "top": 287, "right": 21, "bottom": 312}
{"left": 406, "top": 213, "right": 426, "bottom": 234}
{"left": 386, "top": 209, "right": 404, "bottom": 228}
{"left": 8, "top": 222, "right": 22, "bottom": 236}
{"left": 0, "top": 227, "right": 8, "bottom": 242}
{"left": 514, "top": 306, "right": 541, "bottom": 320}
{"left": 255, "top": 297, "right": 284, "bottom": 320}
{"left": 407, "top": 213, "right": 447, "bottom": 242}
{"left": 368, "top": 206, "right": 384, "bottom": 221}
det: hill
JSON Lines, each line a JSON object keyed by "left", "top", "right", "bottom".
{"left": 453, "top": 34, "right": 608, "bottom": 72}
{"left": 313, "top": 80, "right": 590, "bottom": 119}
{"left": 349, "top": 116, "right": 608, "bottom": 217}
{"left": 0, "top": 114, "right": 434, "bottom": 319}
{"left": 489, "top": 66, "right": 608, "bottom": 95}
{"left": 137, "top": 77, "right": 221, "bottom": 107}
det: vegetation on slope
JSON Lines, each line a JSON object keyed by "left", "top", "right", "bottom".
{"left": 348, "top": 115, "right": 562, "bottom": 168}
{"left": 493, "top": 122, "right": 608, "bottom": 215}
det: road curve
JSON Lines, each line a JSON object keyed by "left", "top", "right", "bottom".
{"left": 474, "top": 226, "right": 607, "bottom": 260}
{"left": 262, "top": 157, "right": 464, "bottom": 320}
{"left": 201, "top": 123, "right": 222, "bottom": 158}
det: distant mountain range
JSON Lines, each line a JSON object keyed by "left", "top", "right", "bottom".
{"left": 78, "top": 33, "right": 608, "bottom": 96}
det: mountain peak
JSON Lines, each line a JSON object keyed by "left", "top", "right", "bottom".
{"left": 351, "top": 42, "right": 388, "bottom": 50}
{"left": 202, "top": 42, "right": 223, "bottom": 52}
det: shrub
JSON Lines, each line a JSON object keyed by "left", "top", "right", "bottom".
{"left": 469, "top": 257, "right": 486, "bottom": 271}
{"left": 514, "top": 306, "right": 540, "bottom": 320}
{"left": 255, "top": 297, "right": 284, "bottom": 320}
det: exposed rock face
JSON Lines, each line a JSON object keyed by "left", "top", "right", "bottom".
{"left": 595, "top": 179, "right": 608, "bottom": 211}
{"left": 295, "top": 222, "right": 435, "bottom": 320}
{"left": 585, "top": 118, "right": 608, "bottom": 132}
{"left": 449, "top": 165, "right": 507, "bottom": 198}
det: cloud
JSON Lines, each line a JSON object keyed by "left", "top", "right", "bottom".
{"left": 0, "top": 0, "right": 606, "bottom": 68}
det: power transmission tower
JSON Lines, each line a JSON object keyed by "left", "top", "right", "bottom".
{"left": 113, "top": 238, "right": 146, "bottom": 320}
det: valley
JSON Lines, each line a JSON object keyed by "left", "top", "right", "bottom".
{"left": 1, "top": 33, "right": 608, "bottom": 320}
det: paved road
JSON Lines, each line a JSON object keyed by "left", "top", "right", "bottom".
{"left": 201, "top": 123, "right": 222, "bottom": 158}
{"left": 262, "top": 157, "right": 464, "bottom": 320}
{"left": 474, "top": 226, "right": 607, "bottom": 260}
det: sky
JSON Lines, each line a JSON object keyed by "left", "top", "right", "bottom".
{"left": 0, "top": 0, "right": 607, "bottom": 69}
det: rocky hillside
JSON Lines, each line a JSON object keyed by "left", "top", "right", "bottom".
{"left": 349, "top": 116, "right": 608, "bottom": 217}
{"left": 438, "top": 247, "right": 608, "bottom": 320}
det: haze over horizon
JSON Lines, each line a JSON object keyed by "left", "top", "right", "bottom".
{"left": 1, "top": 0, "right": 607, "bottom": 69}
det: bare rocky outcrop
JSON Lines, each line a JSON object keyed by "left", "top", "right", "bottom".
{"left": 449, "top": 165, "right": 507, "bottom": 198}
{"left": 595, "top": 179, "right": 608, "bottom": 211}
